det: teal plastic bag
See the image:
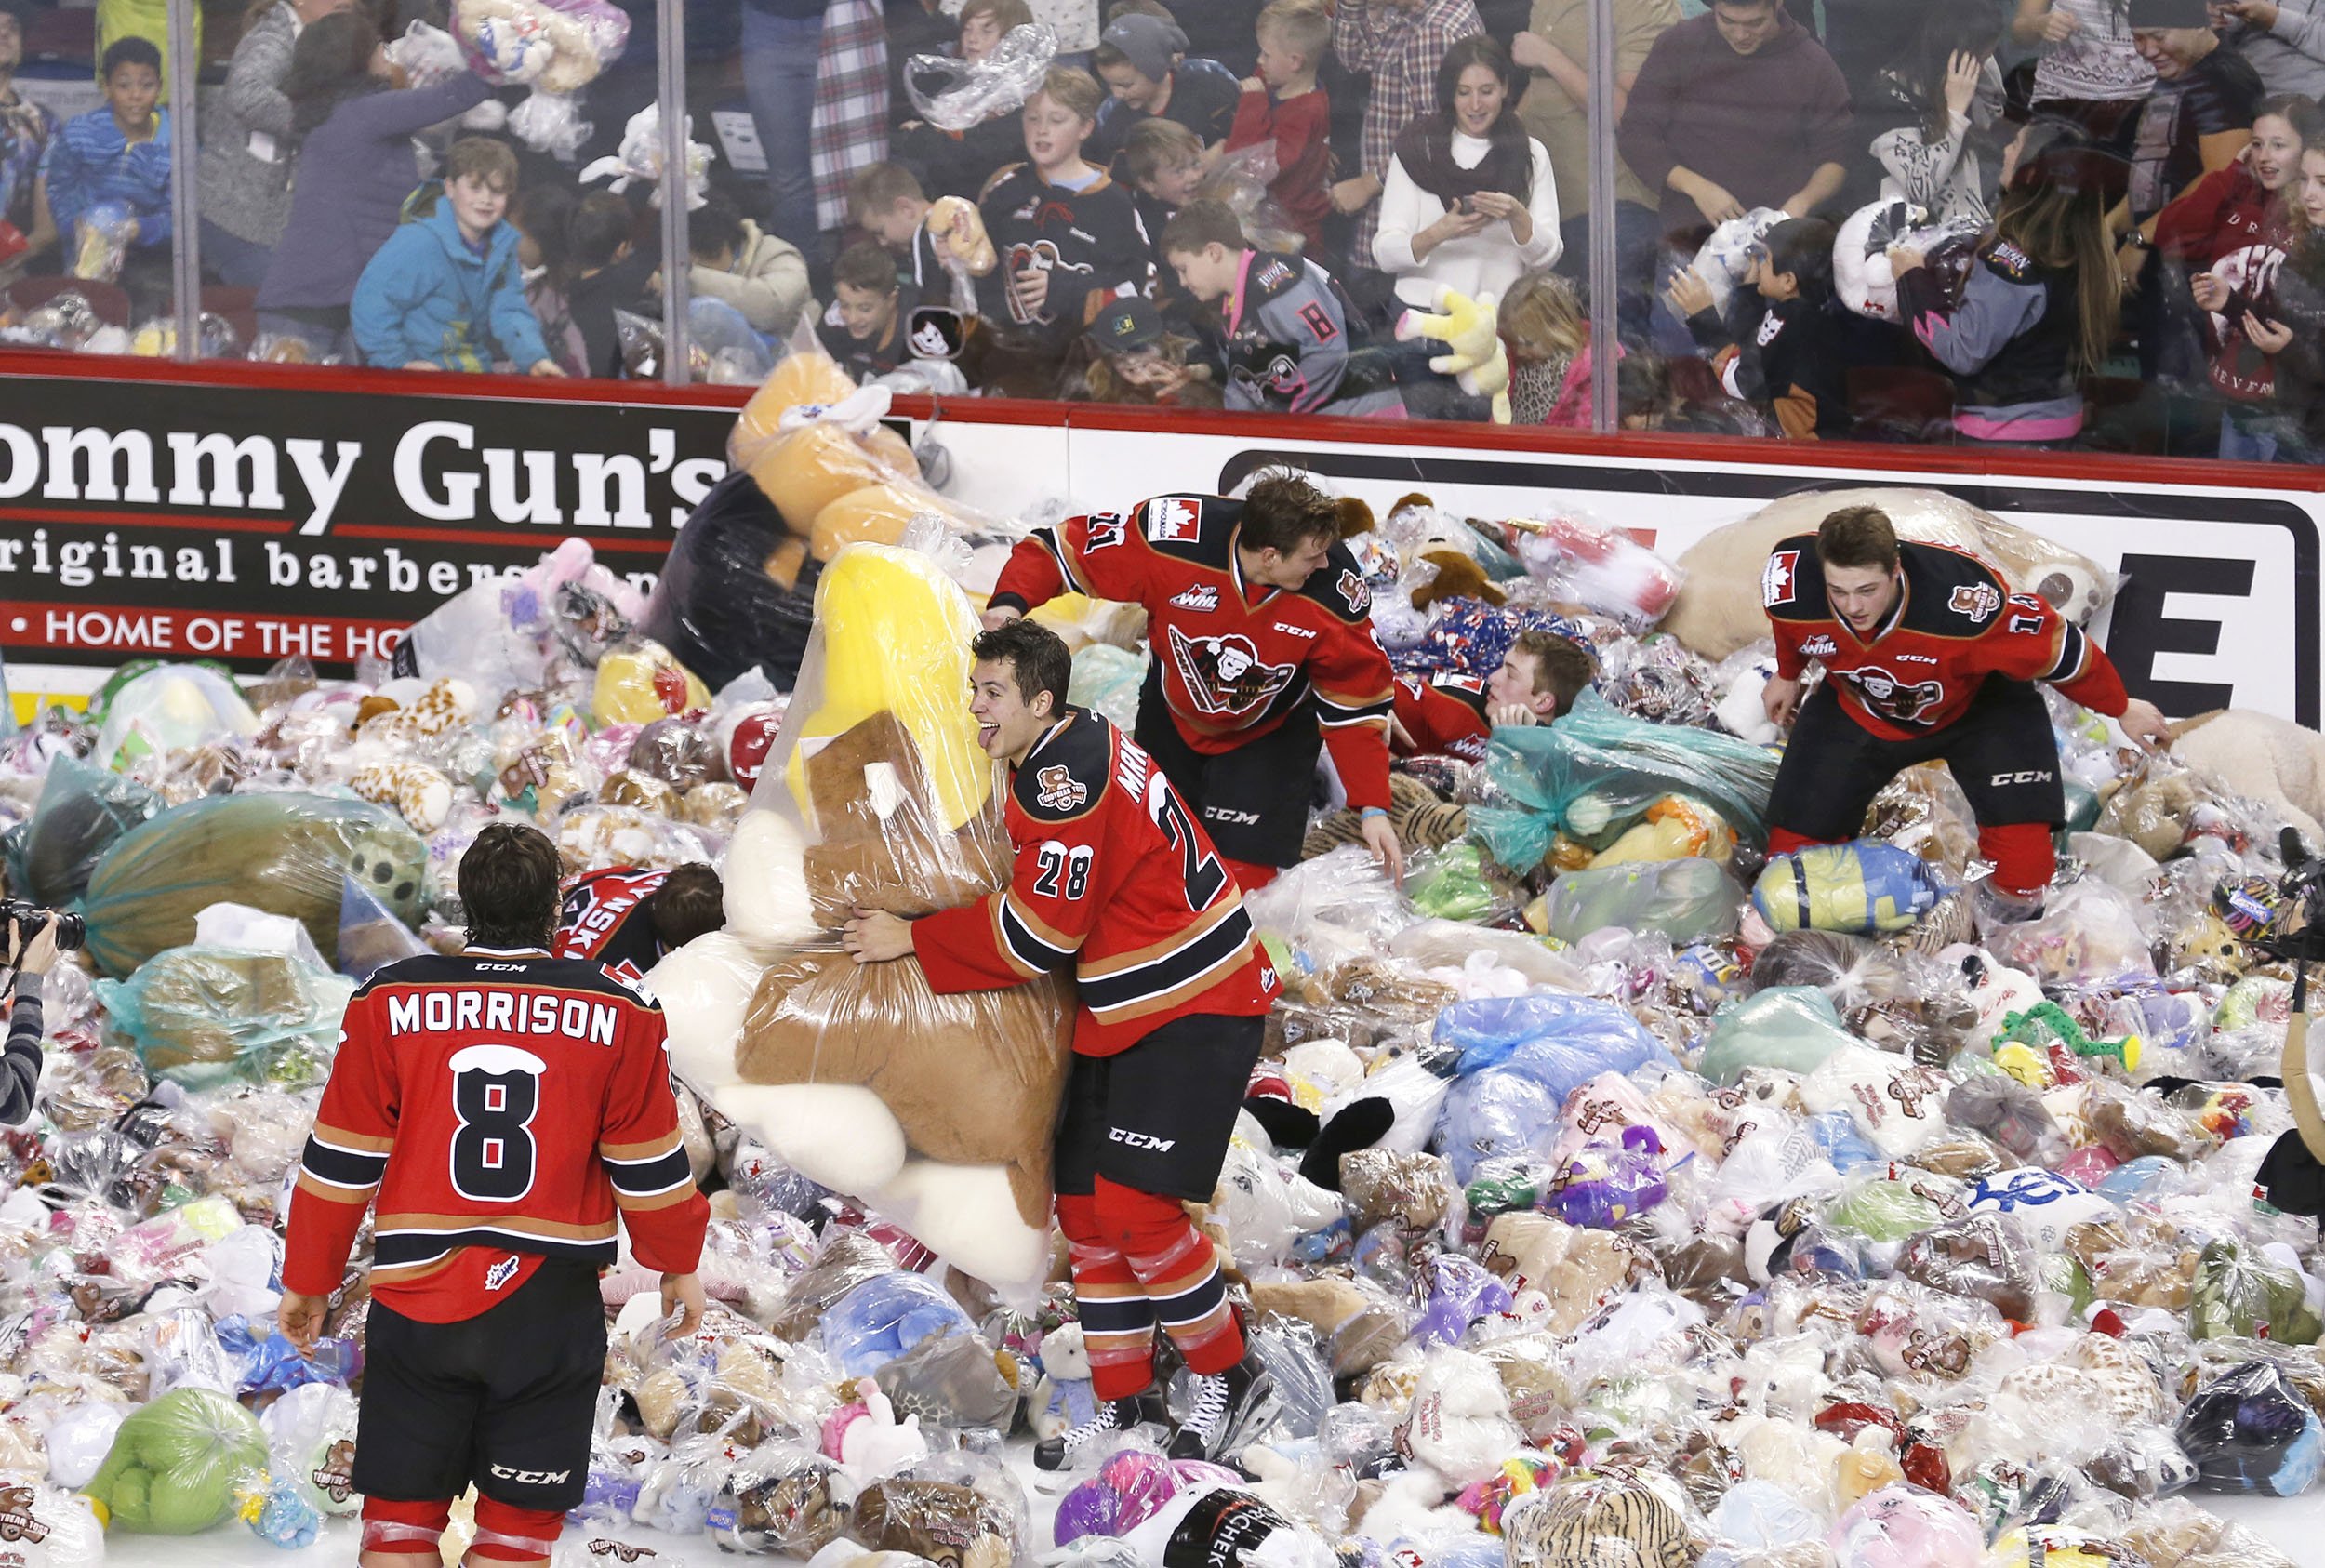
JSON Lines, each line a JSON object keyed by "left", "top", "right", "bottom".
{"left": 1468, "top": 689, "right": 1778, "bottom": 871}
{"left": 99, "top": 943, "right": 353, "bottom": 1089}
{"left": 1694, "top": 987, "right": 1854, "bottom": 1085}
{"left": 2, "top": 752, "right": 160, "bottom": 907}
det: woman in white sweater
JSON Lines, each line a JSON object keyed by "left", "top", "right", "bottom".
{"left": 1373, "top": 35, "right": 1561, "bottom": 310}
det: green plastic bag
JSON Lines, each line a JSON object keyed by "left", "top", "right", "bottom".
{"left": 1540, "top": 857, "right": 1736, "bottom": 946}
{"left": 83, "top": 1387, "right": 269, "bottom": 1533}
{"left": 98, "top": 944, "right": 354, "bottom": 1090}
{"left": 1694, "top": 986, "right": 1854, "bottom": 1086}
{"left": 1468, "top": 689, "right": 1778, "bottom": 870}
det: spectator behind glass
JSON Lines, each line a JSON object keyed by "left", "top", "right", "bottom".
{"left": 1498, "top": 269, "right": 1597, "bottom": 427}
{"left": 1374, "top": 35, "right": 1561, "bottom": 309}
{"left": 1090, "top": 12, "right": 1240, "bottom": 167}
{"left": 2256, "top": 130, "right": 2325, "bottom": 458}
{"left": 817, "top": 238, "right": 921, "bottom": 377}
{"left": 561, "top": 190, "right": 639, "bottom": 379}
{"left": 1119, "top": 118, "right": 1202, "bottom": 243}
{"left": 1666, "top": 215, "right": 1852, "bottom": 437}
{"left": 0, "top": 0, "right": 57, "bottom": 286}
{"left": 1890, "top": 119, "right": 2122, "bottom": 445}
{"left": 257, "top": 8, "right": 492, "bottom": 357}
{"left": 851, "top": 158, "right": 983, "bottom": 313}
{"left": 1331, "top": 0, "right": 1486, "bottom": 271}
{"left": 976, "top": 66, "right": 1155, "bottom": 387}
{"left": 349, "top": 136, "right": 562, "bottom": 375}
{"left": 1162, "top": 196, "right": 1404, "bottom": 414}
{"left": 2161, "top": 94, "right": 2323, "bottom": 457}
{"left": 1619, "top": 0, "right": 1855, "bottom": 239}
{"left": 2212, "top": 0, "right": 2325, "bottom": 100}
{"left": 896, "top": 0, "right": 1039, "bottom": 199}
{"left": 1512, "top": 0, "right": 1677, "bottom": 295}
{"left": 671, "top": 190, "right": 812, "bottom": 338}
{"left": 510, "top": 181, "right": 587, "bottom": 376}
{"left": 2015, "top": 0, "right": 2155, "bottom": 145}
{"left": 37, "top": 38, "right": 171, "bottom": 312}
{"left": 198, "top": 0, "right": 351, "bottom": 291}
{"left": 1851, "top": 2, "right": 2007, "bottom": 226}
{"left": 740, "top": 0, "right": 831, "bottom": 254}
{"left": 1077, "top": 291, "right": 1224, "bottom": 405}
{"left": 1618, "top": 348, "right": 1763, "bottom": 432}
{"left": 2120, "top": 0, "right": 2263, "bottom": 377}
{"left": 1225, "top": 0, "right": 1333, "bottom": 256}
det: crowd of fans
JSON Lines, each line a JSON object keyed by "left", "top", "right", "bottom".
{"left": 7, "top": 0, "right": 2325, "bottom": 456}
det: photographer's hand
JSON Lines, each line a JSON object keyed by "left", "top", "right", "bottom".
{"left": 14, "top": 924, "right": 57, "bottom": 977}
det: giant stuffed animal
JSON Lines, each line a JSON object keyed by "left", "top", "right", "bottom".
{"left": 649, "top": 543, "right": 1072, "bottom": 1289}
{"left": 2172, "top": 709, "right": 2325, "bottom": 844}
{"left": 644, "top": 354, "right": 984, "bottom": 690}
{"left": 1662, "top": 487, "right": 2115, "bottom": 659}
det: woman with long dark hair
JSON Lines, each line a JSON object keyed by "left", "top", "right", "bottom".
{"left": 1373, "top": 34, "right": 1561, "bottom": 309}
{"left": 1856, "top": 1, "right": 2006, "bottom": 225}
{"left": 253, "top": 7, "right": 491, "bottom": 354}
{"left": 1889, "top": 117, "right": 2122, "bottom": 445}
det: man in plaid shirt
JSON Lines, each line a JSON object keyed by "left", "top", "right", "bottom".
{"left": 1331, "top": 0, "right": 1484, "bottom": 268}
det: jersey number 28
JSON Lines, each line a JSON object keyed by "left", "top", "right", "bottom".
{"left": 1146, "top": 775, "right": 1228, "bottom": 911}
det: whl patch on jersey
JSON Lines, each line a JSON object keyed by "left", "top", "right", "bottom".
{"left": 1170, "top": 583, "right": 1220, "bottom": 612}
{"left": 1035, "top": 764, "right": 1088, "bottom": 813}
{"left": 1948, "top": 582, "right": 2002, "bottom": 621}
{"left": 1166, "top": 626, "right": 1298, "bottom": 718}
{"left": 1764, "top": 550, "right": 1800, "bottom": 607}
{"left": 1146, "top": 497, "right": 1202, "bottom": 542}
{"left": 1801, "top": 633, "right": 1838, "bottom": 657}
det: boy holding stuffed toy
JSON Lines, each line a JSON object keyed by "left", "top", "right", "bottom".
{"left": 844, "top": 619, "right": 1283, "bottom": 1470}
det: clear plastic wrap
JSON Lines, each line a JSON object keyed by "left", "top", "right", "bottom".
{"left": 906, "top": 23, "right": 1057, "bottom": 132}
{"left": 1, "top": 751, "right": 160, "bottom": 906}
{"left": 76, "top": 792, "right": 425, "bottom": 978}
{"left": 1505, "top": 512, "right": 1686, "bottom": 631}
{"left": 82, "top": 1387, "right": 271, "bottom": 1534}
{"left": 96, "top": 946, "right": 352, "bottom": 1090}
{"left": 1541, "top": 858, "right": 1738, "bottom": 946}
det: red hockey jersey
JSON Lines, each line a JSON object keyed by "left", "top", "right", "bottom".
{"left": 556, "top": 866, "right": 669, "bottom": 983}
{"left": 988, "top": 493, "right": 1396, "bottom": 812}
{"left": 282, "top": 948, "right": 709, "bottom": 1323}
{"left": 1392, "top": 671, "right": 1492, "bottom": 762}
{"left": 913, "top": 707, "right": 1281, "bottom": 1056}
{"left": 1764, "top": 534, "right": 2130, "bottom": 742}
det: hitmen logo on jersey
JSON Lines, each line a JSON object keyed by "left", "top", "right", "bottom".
{"left": 1763, "top": 550, "right": 1800, "bottom": 607}
{"left": 1947, "top": 582, "right": 2002, "bottom": 621}
{"left": 1166, "top": 627, "right": 1298, "bottom": 717}
{"left": 1336, "top": 568, "right": 1372, "bottom": 615}
{"left": 1170, "top": 583, "right": 1220, "bottom": 613}
{"left": 1146, "top": 497, "right": 1202, "bottom": 542}
{"left": 1846, "top": 666, "right": 1946, "bottom": 724}
{"left": 1034, "top": 764, "right": 1089, "bottom": 813}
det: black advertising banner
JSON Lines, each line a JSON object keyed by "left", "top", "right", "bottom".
{"left": 0, "top": 372, "right": 737, "bottom": 676}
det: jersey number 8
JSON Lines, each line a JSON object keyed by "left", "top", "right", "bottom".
{"left": 447, "top": 1044, "right": 545, "bottom": 1203}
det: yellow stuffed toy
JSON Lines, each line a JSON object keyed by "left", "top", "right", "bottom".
{"left": 1395, "top": 285, "right": 1512, "bottom": 424}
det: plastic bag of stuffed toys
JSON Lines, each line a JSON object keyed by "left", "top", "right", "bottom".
{"left": 580, "top": 103, "right": 713, "bottom": 209}
{"left": 453, "top": 0, "right": 629, "bottom": 154}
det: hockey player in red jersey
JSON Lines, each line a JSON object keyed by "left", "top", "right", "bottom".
{"left": 1760, "top": 505, "right": 2172, "bottom": 904}
{"left": 843, "top": 620, "right": 1282, "bottom": 1470}
{"left": 1390, "top": 631, "right": 1598, "bottom": 762}
{"left": 980, "top": 469, "right": 1401, "bottom": 891}
{"left": 279, "top": 823, "right": 710, "bottom": 1568}
{"left": 554, "top": 862, "right": 724, "bottom": 985}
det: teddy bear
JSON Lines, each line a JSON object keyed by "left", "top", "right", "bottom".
{"left": 650, "top": 544, "right": 1072, "bottom": 1290}
{"left": 1662, "top": 486, "right": 2114, "bottom": 659}
{"left": 1395, "top": 285, "right": 1511, "bottom": 424}
{"left": 849, "top": 1478, "right": 1014, "bottom": 1568}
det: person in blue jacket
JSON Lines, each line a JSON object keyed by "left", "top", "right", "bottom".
{"left": 351, "top": 136, "right": 565, "bottom": 375}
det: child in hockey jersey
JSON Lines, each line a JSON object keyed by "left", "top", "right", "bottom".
{"left": 1666, "top": 216, "right": 1852, "bottom": 439}
{"left": 1161, "top": 197, "right": 1401, "bottom": 416}
{"left": 977, "top": 68, "right": 1155, "bottom": 360}
{"left": 1226, "top": 0, "right": 1333, "bottom": 254}
{"left": 818, "top": 240, "right": 923, "bottom": 379}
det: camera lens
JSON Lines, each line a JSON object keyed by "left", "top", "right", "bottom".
{"left": 53, "top": 912, "right": 85, "bottom": 953}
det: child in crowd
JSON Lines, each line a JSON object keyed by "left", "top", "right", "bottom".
{"left": 1089, "top": 12, "right": 1239, "bottom": 166}
{"left": 1666, "top": 216, "right": 1850, "bottom": 439}
{"left": 817, "top": 239, "right": 922, "bottom": 378}
{"left": 563, "top": 191, "right": 637, "bottom": 379}
{"left": 1079, "top": 291, "right": 1223, "bottom": 405}
{"left": 851, "top": 160, "right": 979, "bottom": 314}
{"left": 1391, "top": 629, "right": 1596, "bottom": 761}
{"left": 1499, "top": 269, "right": 1596, "bottom": 428}
{"left": 350, "top": 137, "right": 562, "bottom": 375}
{"left": 897, "top": 0, "right": 1041, "bottom": 198}
{"left": 680, "top": 191, "right": 811, "bottom": 339}
{"left": 978, "top": 67, "right": 1154, "bottom": 365}
{"left": 38, "top": 37, "right": 170, "bottom": 298}
{"left": 1226, "top": 0, "right": 1331, "bottom": 254}
{"left": 1119, "top": 116, "right": 1205, "bottom": 238}
{"left": 1161, "top": 197, "right": 1400, "bottom": 415}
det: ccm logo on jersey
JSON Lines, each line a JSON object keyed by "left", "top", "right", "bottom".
{"left": 1110, "top": 1128, "right": 1177, "bottom": 1151}
{"left": 491, "top": 1465, "right": 572, "bottom": 1485}
{"left": 1035, "top": 764, "right": 1088, "bottom": 812}
{"left": 1763, "top": 551, "right": 1799, "bottom": 607}
{"left": 1170, "top": 583, "right": 1220, "bottom": 612}
{"left": 1147, "top": 498, "right": 1202, "bottom": 542}
{"left": 1204, "top": 806, "right": 1262, "bottom": 825}
{"left": 1991, "top": 769, "right": 2054, "bottom": 785}
{"left": 1948, "top": 583, "right": 2002, "bottom": 621}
